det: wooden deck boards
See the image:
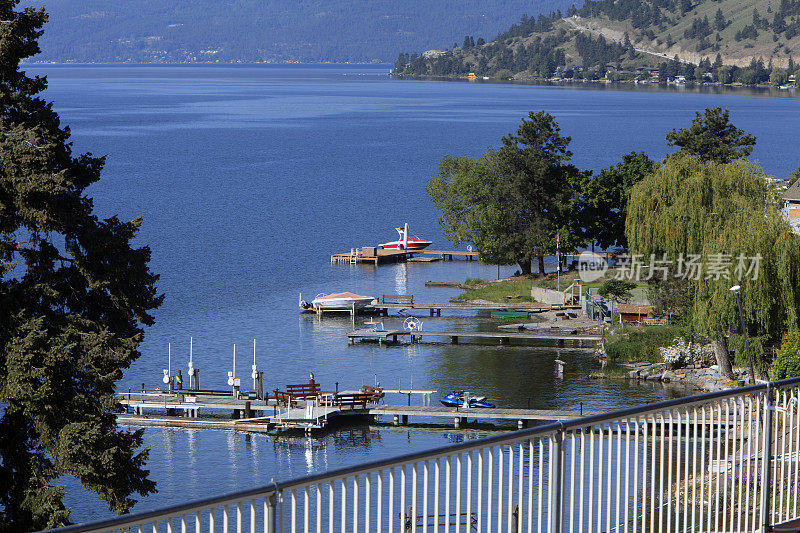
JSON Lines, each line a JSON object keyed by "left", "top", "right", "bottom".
{"left": 346, "top": 328, "right": 602, "bottom": 344}
{"left": 365, "top": 405, "right": 600, "bottom": 421}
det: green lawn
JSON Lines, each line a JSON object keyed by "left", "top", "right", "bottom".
{"left": 455, "top": 280, "right": 534, "bottom": 303}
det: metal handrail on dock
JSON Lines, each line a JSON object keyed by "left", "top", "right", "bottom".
{"left": 52, "top": 377, "right": 800, "bottom": 533}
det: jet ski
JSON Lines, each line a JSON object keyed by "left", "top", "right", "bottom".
{"left": 439, "top": 391, "right": 496, "bottom": 409}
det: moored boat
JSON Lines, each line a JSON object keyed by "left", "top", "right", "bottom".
{"left": 308, "top": 292, "right": 375, "bottom": 311}
{"left": 380, "top": 223, "right": 432, "bottom": 251}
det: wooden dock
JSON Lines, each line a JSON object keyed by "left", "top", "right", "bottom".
{"left": 367, "top": 405, "right": 599, "bottom": 427}
{"left": 115, "top": 391, "right": 602, "bottom": 432}
{"left": 347, "top": 329, "right": 602, "bottom": 346}
{"left": 367, "top": 301, "right": 581, "bottom": 317}
{"left": 331, "top": 248, "right": 479, "bottom": 265}
{"left": 420, "top": 250, "right": 479, "bottom": 260}
{"left": 331, "top": 248, "right": 410, "bottom": 265}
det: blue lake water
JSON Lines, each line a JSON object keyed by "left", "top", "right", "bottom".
{"left": 27, "top": 63, "right": 799, "bottom": 523}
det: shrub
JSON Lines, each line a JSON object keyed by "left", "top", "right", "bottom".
{"left": 598, "top": 279, "right": 636, "bottom": 302}
{"left": 605, "top": 325, "right": 688, "bottom": 364}
{"left": 659, "top": 337, "right": 714, "bottom": 368}
{"left": 773, "top": 331, "right": 800, "bottom": 380}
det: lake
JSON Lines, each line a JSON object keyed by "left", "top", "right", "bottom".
{"left": 27, "top": 63, "right": 797, "bottom": 523}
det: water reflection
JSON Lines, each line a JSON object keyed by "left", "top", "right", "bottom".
{"left": 393, "top": 262, "right": 408, "bottom": 295}
{"left": 187, "top": 428, "right": 198, "bottom": 487}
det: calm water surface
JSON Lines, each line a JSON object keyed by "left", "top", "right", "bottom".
{"left": 28, "top": 64, "right": 799, "bottom": 522}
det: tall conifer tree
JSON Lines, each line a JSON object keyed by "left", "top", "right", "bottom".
{"left": 0, "top": 1, "right": 162, "bottom": 529}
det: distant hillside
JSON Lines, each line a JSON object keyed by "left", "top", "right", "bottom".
{"left": 394, "top": 0, "right": 800, "bottom": 85}
{"left": 25, "top": 0, "right": 575, "bottom": 63}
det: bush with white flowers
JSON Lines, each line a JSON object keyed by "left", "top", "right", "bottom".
{"left": 660, "top": 337, "right": 714, "bottom": 368}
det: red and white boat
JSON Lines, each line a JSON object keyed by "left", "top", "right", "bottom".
{"left": 380, "top": 223, "right": 432, "bottom": 251}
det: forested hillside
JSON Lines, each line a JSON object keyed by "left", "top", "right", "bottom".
{"left": 394, "top": 0, "right": 800, "bottom": 86}
{"left": 25, "top": 0, "right": 574, "bottom": 63}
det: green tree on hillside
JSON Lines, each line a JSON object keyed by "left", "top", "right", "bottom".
{"left": 665, "top": 107, "right": 756, "bottom": 163}
{"left": 0, "top": 1, "right": 163, "bottom": 529}
{"left": 714, "top": 8, "right": 727, "bottom": 31}
{"left": 427, "top": 111, "right": 586, "bottom": 275}
{"left": 626, "top": 155, "right": 800, "bottom": 378}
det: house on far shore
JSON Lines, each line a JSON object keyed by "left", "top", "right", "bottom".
{"left": 422, "top": 50, "right": 447, "bottom": 59}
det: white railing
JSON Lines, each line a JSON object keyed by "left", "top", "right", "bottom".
{"left": 47, "top": 377, "right": 800, "bottom": 533}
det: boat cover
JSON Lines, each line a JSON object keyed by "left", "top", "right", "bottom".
{"left": 316, "top": 292, "right": 372, "bottom": 300}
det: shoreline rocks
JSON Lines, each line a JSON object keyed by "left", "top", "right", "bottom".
{"left": 592, "top": 361, "right": 750, "bottom": 392}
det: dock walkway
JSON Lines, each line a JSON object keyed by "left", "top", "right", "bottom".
{"left": 347, "top": 328, "right": 602, "bottom": 346}
{"left": 116, "top": 392, "right": 601, "bottom": 431}
{"left": 367, "top": 302, "right": 580, "bottom": 317}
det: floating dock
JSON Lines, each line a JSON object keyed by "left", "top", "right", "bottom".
{"left": 347, "top": 329, "right": 602, "bottom": 347}
{"left": 115, "top": 391, "right": 600, "bottom": 432}
{"left": 301, "top": 300, "right": 577, "bottom": 318}
{"left": 367, "top": 301, "right": 563, "bottom": 316}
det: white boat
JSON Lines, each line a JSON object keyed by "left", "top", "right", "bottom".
{"left": 379, "top": 223, "right": 432, "bottom": 251}
{"left": 309, "top": 292, "right": 375, "bottom": 311}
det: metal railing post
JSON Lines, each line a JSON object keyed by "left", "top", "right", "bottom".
{"left": 265, "top": 492, "right": 277, "bottom": 533}
{"left": 761, "top": 386, "right": 774, "bottom": 533}
{"left": 548, "top": 426, "right": 565, "bottom": 533}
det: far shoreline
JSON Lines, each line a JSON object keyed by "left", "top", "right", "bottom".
{"left": 391, "top": 72, "right": 800, "bottom": 100}
{"left": 20, "top": 61, "right": 800, "bottom": 100}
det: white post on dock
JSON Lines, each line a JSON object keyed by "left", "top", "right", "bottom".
{"left": 252, "top": 339, "right": 257, "bottom": 391}
{"left": 403, "top": 222, "right": 409, "bottom": 249}
{"left": 167, "top": 343, "right": 172, "bottom": 392}
{"left": 188, "top": 337, "right": 194, "bottom": 389}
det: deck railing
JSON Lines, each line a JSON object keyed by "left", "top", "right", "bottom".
{"left": 47, "top": 377, "right": 800, "bottom": 533}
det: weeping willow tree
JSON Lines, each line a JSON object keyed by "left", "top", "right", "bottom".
{"left": 626, "top": 155, "right": 800, "bottom": 378}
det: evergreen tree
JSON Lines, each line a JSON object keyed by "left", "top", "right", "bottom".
{"left": 0, "top": 0, "right": 162, "bottom": 529}
{"left": 665, "top": 107, "right": 756, "bottom": 163}
{"left": 395, "top": 53, "right": 407, "bottom": 71}
{"left": 714, "top": 8, "right": 727, "bottom": 30}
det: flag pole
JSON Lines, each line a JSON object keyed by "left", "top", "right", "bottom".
{"left": 556, "top": 234, "right": 560, "bottom": 293}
